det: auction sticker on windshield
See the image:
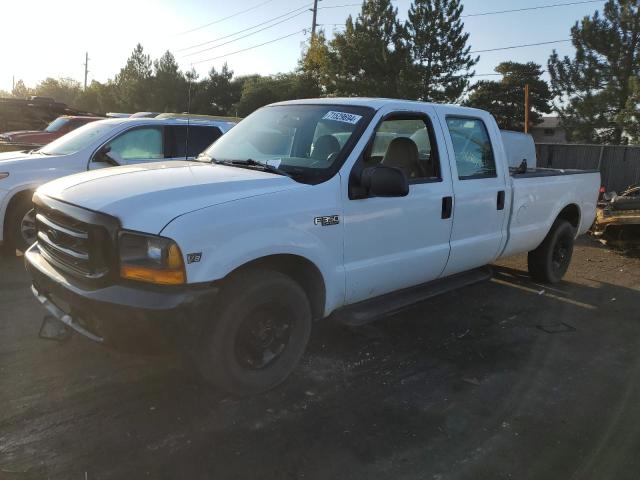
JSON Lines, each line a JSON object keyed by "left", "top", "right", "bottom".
{"left": 322, "top": 111, "right": 362, "bottom": 124}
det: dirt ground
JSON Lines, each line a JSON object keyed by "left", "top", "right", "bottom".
{"left": 2, "top": 237, "right": 640, "bottom": 480}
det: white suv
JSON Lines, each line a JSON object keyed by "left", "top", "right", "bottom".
{"left": 0, "top": 116, "right": 235, "bottom": 252}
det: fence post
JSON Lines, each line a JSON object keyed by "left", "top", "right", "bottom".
{"left": 597, "top": 145, "right": 604, "bottom": 170}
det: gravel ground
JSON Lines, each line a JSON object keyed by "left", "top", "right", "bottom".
{"left": 2, "top": 236, "right": 640, "bottom": 479}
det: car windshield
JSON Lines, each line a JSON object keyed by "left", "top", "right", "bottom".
{"left": 39, "top": 121, "right": 115, "bottom": 156}
{"left": 202, "top": 104, "right": 373, "bottom": 182}
{"left": 44, "top": 117, "right": 70, "bottom": 132}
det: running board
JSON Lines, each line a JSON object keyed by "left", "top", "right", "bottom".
{"left": 334, "top": 267, "right": 493, "bottom": 327}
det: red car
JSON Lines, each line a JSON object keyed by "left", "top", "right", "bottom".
{"left": 0, "top": 115, "right": 103, "bottom": 145}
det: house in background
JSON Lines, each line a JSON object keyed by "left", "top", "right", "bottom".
{"left": 531, "top": 116, "right": 568, "bottom": 144}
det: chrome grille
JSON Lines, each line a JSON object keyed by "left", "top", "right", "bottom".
{"left": 35, "top": 204, "right": 111, "bottom": 279}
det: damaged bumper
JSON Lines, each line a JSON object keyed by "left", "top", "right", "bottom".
{"left": 25, "top": 244, "right": 217, "bottom": 349}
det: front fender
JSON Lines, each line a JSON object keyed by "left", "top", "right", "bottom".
{"left": 160, "top": 176, "right": 345, "bottom": 315}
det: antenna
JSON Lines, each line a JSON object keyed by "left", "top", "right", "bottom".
{"left": 185, "top": 65, "right": 193, "bottom": 160}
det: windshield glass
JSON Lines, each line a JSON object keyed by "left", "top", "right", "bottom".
{"left": 40, "top": 121, "right": 115, "bottom": 156}
{"left": 203, "top": 104, "right": 373, "bottom": 182}
{"left": 44, "top": 117, "right": 70, "bottom": 132}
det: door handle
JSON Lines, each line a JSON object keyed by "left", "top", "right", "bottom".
{"left": 497, "top": 190, "right": 505, "bottom": 210}
{"left": 441, "top": 196, "right": 452, "bottom": 219}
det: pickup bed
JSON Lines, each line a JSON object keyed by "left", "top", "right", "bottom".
{"left": 25, "top": 98, "right": 600, "bottom": 395}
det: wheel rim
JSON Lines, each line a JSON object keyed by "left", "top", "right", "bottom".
{"left": 552, "top": 236, "right": 571, "bottom": 273}
{"left": 20, "top": 208, "right": 37, "bottom": 247}
{"left": 235, "top": 305, "right": 293, "bottom": 370}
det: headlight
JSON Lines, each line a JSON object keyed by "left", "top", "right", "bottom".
{"left": 0, "top": 173, "right": 8, "bottom": 180}
{"left": 118, "top": 232, "right": 185, "bottom": 285}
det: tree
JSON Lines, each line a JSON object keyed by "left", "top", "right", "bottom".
{"left": 299, "top": 32, "right": 333, "bottom": 95}
{"left": 324, "top": 0, "right": 412, "bottom": 97}
{"left": 11, "top": 79, "right": 33, "bottom": 98}
{"left": 619, "top": 76, "right": 640, "bottom": 143}
{"left": 548, "top": 0, "right": 640, "bottom": 144}
{"left": 152, "top": 51, "right": 187, "bottom": 112}
{"left": 34, "top": 77, "right": 82, "bottom": 106}
{"left": 405, "top": 0, "right": 478, "bottom": 103}
{"left": 192, "top": 63, "right": 241, "bottom": 115}
{"left": 114, "top": 43, "right": 153, "bottom": 112}
{"left": 232, "top": 73, "right": 322, "bottom": 117}
{"left": 465, "top": 62, "right": 552, "bottom": 130}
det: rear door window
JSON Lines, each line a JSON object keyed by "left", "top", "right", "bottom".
{"left": 445, "top": 117, "right": 497, "bottom": 179}
{"left": 165, "top": 126, "right": 223, "bottom": 158}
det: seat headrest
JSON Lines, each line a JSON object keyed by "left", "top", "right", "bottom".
{"left": 311, "top": 135, "right": 341, "bottom": 161}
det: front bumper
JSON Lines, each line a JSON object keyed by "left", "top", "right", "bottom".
{"left": 25, "top": 244, "right": 217, "bottom": 348}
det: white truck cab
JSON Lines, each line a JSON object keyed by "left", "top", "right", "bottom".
{"left": 0, "top": 116, "right": 235, "bottom": 251}
{"left": 25, "top": 98, "right": 600, "bottom": 395}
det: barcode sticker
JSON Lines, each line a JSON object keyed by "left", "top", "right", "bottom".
{"left": 322, "top": 111, "right": 362, "bottom": 125}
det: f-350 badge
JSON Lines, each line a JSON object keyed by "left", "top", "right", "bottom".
{"left": 314, "top": 215, "right": 340, "bottom": 226}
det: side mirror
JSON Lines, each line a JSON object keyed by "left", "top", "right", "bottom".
{"left": 360, "top": 165, "right": 409, "bottom": 197}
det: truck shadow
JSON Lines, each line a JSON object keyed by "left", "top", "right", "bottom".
{"left": 3, "top": 256, "right": 640, "bottom": 479}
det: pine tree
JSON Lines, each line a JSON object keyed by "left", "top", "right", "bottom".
{"left": 114, "top": 44, "right": 153, "bottom": 111}
{"left": 405, "top": 0, "right": 478, "bottom": 103}
{"left": 152, "top": 51, "right": 186, "bottom": 112}
{"left": 548, "top": 0, "right": 640, "bottom": 144}
{"left": 327, "top": 0, "right": 411, "bottom": 97}
{"left": 465, "top": 62, "right": 552, "bottom": 131}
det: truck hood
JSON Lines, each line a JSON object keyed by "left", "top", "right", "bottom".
{"left": 0, "top": 150, "right": 49, "bottom": 165}
{"left": 0, "top": 130, "right": 53, "bottom": 144}
{"left": 37, "top": 161, "right": 304, "bottom": 233}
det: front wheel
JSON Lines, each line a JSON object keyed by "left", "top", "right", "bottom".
{"left": 528, "top": 219, "right": 575, "bottom": 284}
{"left": 6, "top": 195, "right": 37, "bottom": 253}
{"left": 195, "top": 269, "right": 312, "bottom": 396}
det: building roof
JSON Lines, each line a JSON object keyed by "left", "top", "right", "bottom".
{"left": 533, "top": 116, "right": 562, "bottom": 129}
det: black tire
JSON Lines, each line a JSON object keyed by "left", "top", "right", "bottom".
{"left": 528, "top": 219, "right": 575, "bottom": 284}
{"left": 195, "top": 269, "right": 312, "bottom": 396}
{"left": 6, "top": 194, "right": 37, "bottom": 254}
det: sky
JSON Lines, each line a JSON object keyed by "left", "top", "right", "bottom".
{"left": 0, "top": 0, "right": 606, "bottom": 93}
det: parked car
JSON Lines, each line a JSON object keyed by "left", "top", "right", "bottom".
{"left": 24, "top": 98, "right": 599, "bottom": 395}
{"left": 0, "top": 115, "right": 103, "bottom": 146}
{"left": 0, "top": 116, "right": 236, "bottom": 251}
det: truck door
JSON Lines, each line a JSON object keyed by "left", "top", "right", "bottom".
{"left": 438, "top": 113, "right": 509, "bottom": 276}
{"left": 343, "top": 109, "right": 454, "bottom": 304}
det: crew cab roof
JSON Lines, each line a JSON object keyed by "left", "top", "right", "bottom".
{"left": 271, "top": 97, "right": 488, "bottom": 116}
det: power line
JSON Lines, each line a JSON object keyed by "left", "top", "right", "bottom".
{"left": 462, "top": 0, "right": 603, "bottom": 18}
{"left": 177, "top": 4, "right": 312, "bottom": 53}
{"left": 178, "top": 0, "right": 277, "bottom": 35}
{"left": 182, "top": 10, "right": 310, "bottom": 58}
{"left": 469, "top": 39, "right": 571, "bottom": 54}
{"left": 318, "top": 0, "right": 603, "bottom": 15}
{"left": 192, "top": 29, "right": 307, "bottom": 65}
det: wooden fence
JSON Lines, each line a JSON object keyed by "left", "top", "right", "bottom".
{"left": 535, "top": 143, "right": 640, "bottom": 192}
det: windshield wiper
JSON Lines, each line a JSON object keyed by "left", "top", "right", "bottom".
{"left": 213, "top": 158, "right": 292, "bottom": 178}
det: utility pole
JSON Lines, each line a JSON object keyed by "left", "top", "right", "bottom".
{"left": 524, "top": 83, "right": 530, "bottom": 134}
{"left": 83, "top": 52, "right": 89, "bottom": 90}
{"left": 311, "top": 0, "right": 319, "bottom": 40}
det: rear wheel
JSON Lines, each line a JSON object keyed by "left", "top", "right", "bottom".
{"left": 528, "top": 219, "right": 575, "bottom": 284}
{"left": 6, "top": 195, "right": 37, "bottom": 254}
{"left": 195, "top": 269, "right": 312, "bottom": 395}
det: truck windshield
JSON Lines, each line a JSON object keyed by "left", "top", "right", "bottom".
{"left": 39, "top": 121, "right": 114, "bottom": 156}
{"left": 44, "top": 117, "right": 70, "bottom": 132}
{"left": 202, "top": 104, "right": 373, "bottom": 183}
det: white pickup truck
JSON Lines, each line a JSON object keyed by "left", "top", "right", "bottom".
{"left": 25, "top": 98, "right": 600, "bottom": 395}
